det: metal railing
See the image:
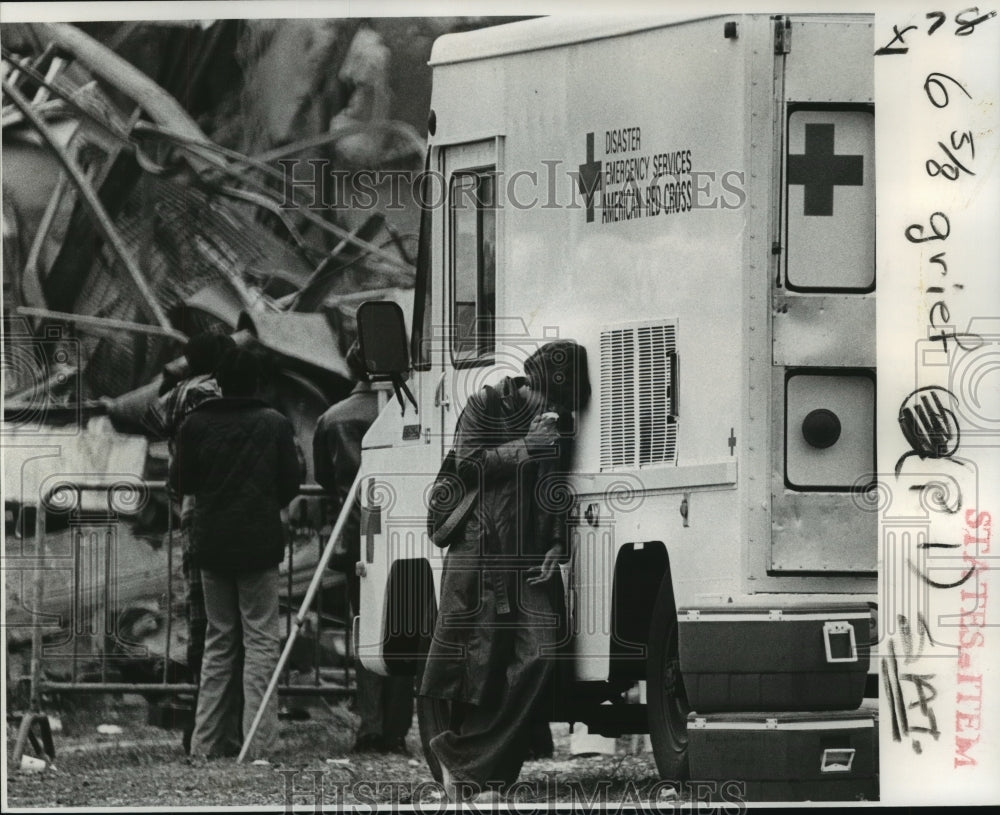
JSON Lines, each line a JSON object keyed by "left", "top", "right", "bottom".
{"left": 21, "top": 477, "right": 353, "bottom": 712}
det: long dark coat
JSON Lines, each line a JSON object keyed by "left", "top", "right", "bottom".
{"left": 419, "top": 376, "right": 570, "bottom": 706}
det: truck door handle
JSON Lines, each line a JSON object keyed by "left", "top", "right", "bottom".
{"left": 434, "top": 372, "right": 450, "bottom": 409}
{"left": 668, "top": 351, "right": 679, "bottom": 421}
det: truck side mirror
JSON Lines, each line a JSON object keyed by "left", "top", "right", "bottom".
{"left": 357, "top": 301, "right": 409, "bottom": 378}
{"left": 357, "top": 301, "right": 417, "bottom": 415}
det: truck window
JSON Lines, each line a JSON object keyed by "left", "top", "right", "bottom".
{"left": 450, "top": 169, "right": 496, "bottom": 364}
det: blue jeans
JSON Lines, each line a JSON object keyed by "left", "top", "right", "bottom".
{"left": 180, "top": 534, "right": 207, "bottom": 680}
{"left": 192, "top": 567, "right": 280, "bottom": 759}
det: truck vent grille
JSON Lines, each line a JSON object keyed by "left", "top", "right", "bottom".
{"left": 600, "top": 322, "right": 677, "bottom": 470}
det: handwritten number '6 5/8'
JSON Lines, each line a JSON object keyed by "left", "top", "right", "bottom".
{"left": 927, "top": 132, "right": 976, "bottom": 180}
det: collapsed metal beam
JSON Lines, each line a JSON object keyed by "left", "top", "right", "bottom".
{"left": 3, "top": 78, "right": 174, "bottom": 332}
{"left": 2, "top": 48, "right": 134, "bottom": 147}
{"left": 133, "top": 122, "right": 415, "bottom": 276}
{"left": 30, "top": 22, "right": 214, "bottom": 155}
{"left": 2, "top": 50, "right": 393, "bottom": 280}
{"left": 254, "top": 119, "right": 425, "bottom": 165}
{"left": 289, "top": 214, "right": 386, "bottom": 312}
{"left": 20, "top": 171, "right": 69, "bottom": 308}
{"left": 1, "top": 97, "right": 64, "bottom": 128}
{"left": 215, "top": 183, "right": 315, "bottom": 259}
{"left": 16, "top": 307, "right": 187, "bottom": 342}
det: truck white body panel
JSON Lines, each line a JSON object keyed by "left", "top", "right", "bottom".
{"left": 357, "top": 14, "right": 877, "bottom": 683}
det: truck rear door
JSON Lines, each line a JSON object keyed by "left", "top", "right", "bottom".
{"left": 771, "top": 16, "right": 877, "bottom": 575}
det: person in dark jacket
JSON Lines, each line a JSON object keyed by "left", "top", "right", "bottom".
{"left": 313, "top": 340, "right": 414, "bottom": 753}
{"left": 420, "top": 340, "right": 590, "bottom": 798}
{"left": 143, "top": 331, "right": 235, "bottom": 753}
{"left": 171, "top": 346, "right": 301, "bottom": 759}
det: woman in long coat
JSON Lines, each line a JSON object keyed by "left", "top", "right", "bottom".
{"left": 419, "top": 340, "right": 591, "bottom": 793}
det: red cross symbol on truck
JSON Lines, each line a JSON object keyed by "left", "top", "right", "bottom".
{"left": 787, "top": 123, "right": 863, "bottom": 216}
{"left": 577, "top": 132, "right": 603, "bottom": 223}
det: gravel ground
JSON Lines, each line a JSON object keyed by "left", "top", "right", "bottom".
{"left": 6, "top": 697, "right": 669, "bottom": 810}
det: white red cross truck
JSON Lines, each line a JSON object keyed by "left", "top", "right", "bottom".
{"left": 353, "top": 13, "right": 878, "bottom": 793}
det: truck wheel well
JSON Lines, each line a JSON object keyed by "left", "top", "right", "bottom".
{"left": 382, "top": 557, "right": 436, "bottom": 676}
{"left": 609, "top": 541, "right": 671, "bottom": 681}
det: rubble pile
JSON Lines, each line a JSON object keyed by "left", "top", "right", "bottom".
{"left": 1, "top": 16, "right": 518, "bottom": 686}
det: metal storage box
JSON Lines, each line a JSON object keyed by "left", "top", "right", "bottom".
{"left": 678, "top": 604, "right": 872, "bottom": 711}
{"left": 687, "top": 708, "right": 878, "bottom": 802}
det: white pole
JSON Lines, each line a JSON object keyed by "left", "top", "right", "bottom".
{"left": 237, "top": 471, "right": 364, "bottom": 762}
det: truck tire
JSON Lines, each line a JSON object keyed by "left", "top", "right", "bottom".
{"left": 646, "top": 574, "right": 690, "bottom": 780}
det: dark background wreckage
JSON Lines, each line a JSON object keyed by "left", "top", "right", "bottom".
{"left": 1, "top": 16, "right": 522, "bottom": 705}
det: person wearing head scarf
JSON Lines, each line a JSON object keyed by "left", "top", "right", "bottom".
{"left": 419, "top": 340, "right": 591, "bottom": 799}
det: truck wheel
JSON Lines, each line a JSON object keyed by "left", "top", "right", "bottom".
{"left": 646, "top": 574, "right": 690, "bottom": 780}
